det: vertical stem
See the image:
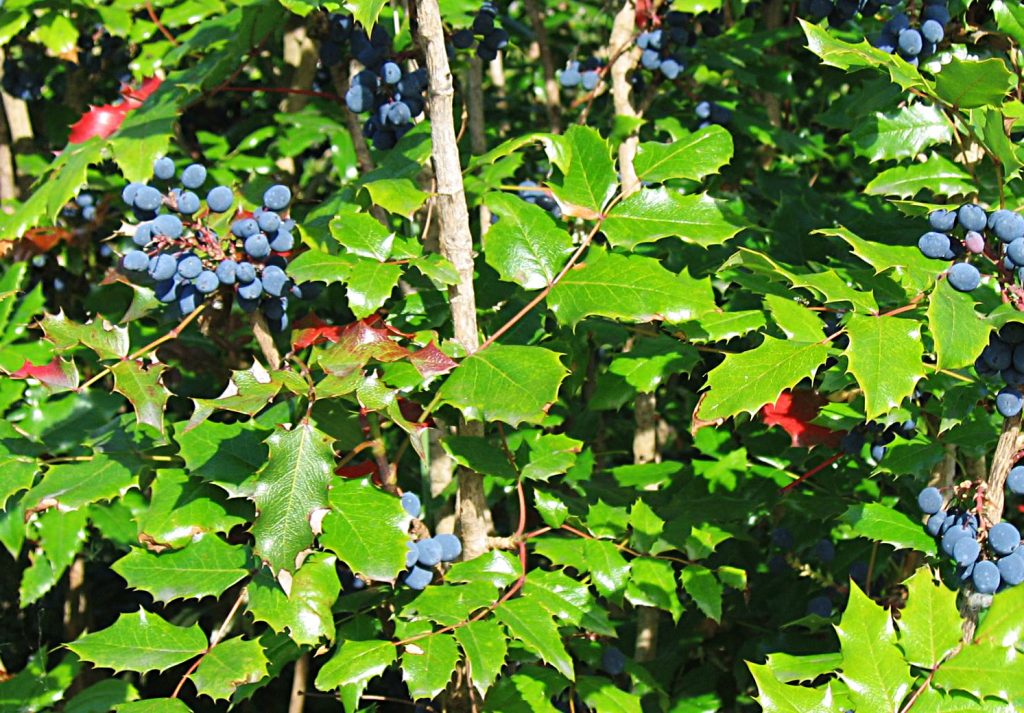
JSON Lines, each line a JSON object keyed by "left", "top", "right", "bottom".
{"left": 0, "top": 99, "right": 16, "bottom": 204}
{"left": 466, "top": 57, "right": 492, "bottom": 232}
{"left": 416, "top": 0, "right": 490, "bottom": 562}
{"left": 523, "top": 0, "right": 562, "bottom": 132}
{"left": 608, "top": 0, "right": 642, "bottom": 197}
{"left": 287, "top": 653, "right": 309, "bottom": 713}
{"left": 633, "top": 390, "right": 660, "bottom": 664}
{"left": 250, "top": 312, "right": 282, "bottom": 368}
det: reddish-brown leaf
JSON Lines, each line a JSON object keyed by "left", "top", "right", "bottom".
{"left": 761, "top": 389, "right": 843, "bottom": 448}
{"left": 408, "top": 342, "right": 458, "bottom": 378}
{"left": 10, "top": 358, "right": 79, "bottom": 391}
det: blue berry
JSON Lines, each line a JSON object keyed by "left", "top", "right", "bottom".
{"left": 435, "top": 533, "right": 462, "bottom": 562}
{"left": 176, "top": 190, "right": 200, "bottom": 215}
{"left": 806, "top": 595, "right": 832, "bottom": 617}
{"left": 194, "top": 270, "right": 219, "bottom": 294}
{"left": 244, "top": 234, "right": 271, "bottom": 259}
{"left": 401, "top": 492, "right": 421, "bottom": 518}
{"left": 207, "top": 186, "right": 234, "bottom": 213}
{"left": 405, "top": 565, "right": 433, "bottom": 590}
{"left": 381, "top": 61, "right": 402, "bottom": 84}
{"left": 261, "top": 265, "right": 288, "bottom": 296}
{"left": 153, "top": 213, "right": 183, "bottom": 238}
{"left": 405, "top": 540, "right": 419, "bottom": 568}
{"left": 928, "top": 209, "right": 956, "bottom": 232}
{"left": 947, "top": 263, "right": 981, "bottom": 292}
{"left": 415, "top": 538, "right": 443, "bottom": 567}
{"left": 132, "top": 223, "right": 154, "bottom": 247}
{"left": 921, "top": 19, "right": 944, "bottom": 44}
{"left": 581, "top": 70, "right": 600, "bottom": 90}
{"left": 918, "top": 232, "right": 950, "bottom": 260}
{"left": 452, "top": 29, "right": 475, "bottom": 49}
{"left": 76, "top": 193, "right": 94, "bottom": 208}
{"left": 153, "top": 157, "right": 175, "bottom": 180}
{"left": 236, "top": 261, "right": 257, "bottom": 284}
{"left": 926, "top": 512, "right": 945, "bottom": 536}
{"left": 942, "top": 524, "right": 972, "bottom": 556}
{"left": 953, "top": 536, "right": 980, "bottom": 567}
{"left": 601, "top": 646, "right": 627, "bottom": 676}
{"left": 238, "top": 278, "right": 263, "bottom": 300}
{"left": 998, "top": 552, "right": 1024, "bottom": 586}
{"left": 122, "top": 250, "right": 149, "bottom": 272}
{"left": 177, "top": 255, "right": 203, "bottom": 280}
{"left": 973, "top": 560, "right": 1001, "bottom": 594}
{"left": 257, "top": 211, "right": 281, "bottom": 233}
{"left": 154, "top": 278, "right": 179, "bottom": 303}
{"left": 133, "top": 186, "right": 163, "bottom": 212}
{"left": 216, "top": 260, "right": 238, "bottom": 285}
{"left": 231, "top": 218, "right": 260, "bottom": 239}
{"left": 122, "top": 182, "right": 143, "bottom": 206}
{"left": 897, "top": 28, "right": 923, "bottom": 57}
{"left": 989, "top": 522, "right": 1021, "bottom": 556}
{"left": 1008, "top": 465, "right": 1024, "bottom": 495}
{"left": 177, "top": 285, "right": 200, "bottom": 315}
{"left": 918, "top": 487, "right": 943, "bottom": 514}
{"left": 264, "top": 184, "right": 291, "bottom": 211}
{"left": 958, "top": 205, "right": 988, "bottom": 232}
{"left": 181, "top": 164, "right": 207, "bottom": 189}
{"left": 996, "top": 387, "right": 1023, "bottom": 418}
{"left": 269, "top": 230, "right": 294, "bottom": 252}
{"left": 148, "top": 254, "right": 177, "bottom": 281}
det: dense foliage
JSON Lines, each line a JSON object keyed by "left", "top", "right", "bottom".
{"left": 3, "top": 0, "right": 1024, "bottom": 711}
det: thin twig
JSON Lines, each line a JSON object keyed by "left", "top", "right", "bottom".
{"left": 145, "top": 1, "right": 179, "bottom": 45}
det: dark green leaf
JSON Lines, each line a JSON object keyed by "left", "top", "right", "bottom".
{"left": 320, "top": 478, "right": 412, "bottom": 582}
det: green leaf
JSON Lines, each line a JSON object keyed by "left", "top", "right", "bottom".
{"left": 441, "top": 436, "right": 518, "bottom": 479}
{"left": 285, "top": 250, "right": 357, "bottom": 285}
{"left": 65, "top": 679, "right": 139, "bottom": 713}
{"left": 314, "top": 639, "right": 396, "bottom": 691}
{"left": 110, "top": 361, "right": 170, "bottom": 435}
{"left": 695, "top": 337, "right": 831, "bottom": 423}
{"left": 517, "top": 433, "right": 582, "bottom": 482}
{"left": 251, "top": 424, "right": 335, "bottom": 573}
{"left": 680, "top": 565, "right": 723, "bottom": 623}
{"left": 577, "top": 675, "right": 642, "bottom": 713}
{"left": 402, "top": 631, "right": 460, "bottom": 699}
{"left": 438, "top": 344, "right": 568, "bottom": 427}
{"left": 800, "top": 19, "right": 926, "bottom": 92}
{"left": 843, "top": 503, "right": 936, "bottom": 555}
{"left": 0, "top": 652, "right": 78, "bottom": 713}
{"left": 247, "top": 552, "right": 342, "bottom": 646}
{"left": 401, "top": 581, "right": 499, "bottom": 626}
{"left": 845, "top": 314, "right": 924, "bottom": 419}
{"left": 112, "top": 535, "right": 250, "bottom": 603}
{"left": 548, "top": 248, "right": 708, "bottom": 325}
{"left": 763, "top": 295, "right": 826, "bottom": 343}
{"left": 864, "top": 154, "right": 974, "bottom": 199}
{"left": 31, "top": 13, "right": 77, "bottom": 55}
{"left": 108, "top": 95, "right": 177, "bottom": 184}
{"left": 932, "top": 643, "right": 1024, "bottom": 700}
{"left": 933, "top": 57, "right": 1015, "bottom": 109}
{"left": 994, "top": 0, "right": 1024, "bottom": 45}
{"left": 975, "top": 575, "right": 1024, "bottom": 648}
{"left": 748, "top": 662, "right": 835, "bottom": 713}
{"left": 329, "top": 209, "right": 395, "bottom": 261}
{"left": 927, "top": 279, "right": 990, "bottom": 369}
{"left": 849, "top": 103, "right": 953, "bottom": 161}
{"left": 525, "top": 569, "right": 616, "bottom": 636}
{"left": 483, "top": 192, "right": 574, "bottom": 290}
{"left": 347, "top": 0, "right": 387, "bottom": 29}
{"left": 39, "top": 312, "right": 129, "bottom": 360}
{"left": 26, "top": 455, "right": 135, "bottom": 512}
{"left": 175, "top": 420, "right": 269, "bottom": 498}
{"left": 582, "top": 539, "right": 631, "bottom": 598}
{"left": 189, "top": 637, "right": 269, "bottom": 702}
{"left": 344, "top": 257, "right": 403, "bottom": 318}
{"left": 763, "top": 652, "right": 842, "bottom": 683}
{"left": 625, "top": 558, "right": 683, "bottom": 622}
{"left": 633, "top": 125, "right": 733, "bottom": 183}
{"left": 898, "top": 568, "right": 961, "bottom": 669}
{"left": 363, "top": 177, "right": 429, "bottom": 217}
{"left": 0, "top": 455, "right": 38, "bottom": 510}
{"left": 629, "top": 499, "right": 665, "bottom": 553}
{"left": 551, "top": 125, "right": 617, "bottom": 215}
{"left": 821, "top": 225, "right": 938, "bottom": 293}
{"left": 20, "top": 507, "right": 89, "bottom": 607}
{"left": 836, "top": 582, "right": 913, "bottom": 712}
{"left": 114, "top": 700, "right": 193, "bottom": 713}
{"left": 320, "top": 477, "right": 411, "bottom": 582}
{"left": 67, "top": 609, "right": 207, "bottom": 674}
{"left": 496, "top": 598, "right": 575, "bottom": 681}
{"left": 455, "top": 619, "right": 508, "bottom": 697}
{"left": 137, "top": 469, "right": 249, "bottom": 549}
{"left": 447, "top": 550, "right": 522, "bottom": 588}
{"left": 602, "top": 190, "right": 743, "bottom": 249}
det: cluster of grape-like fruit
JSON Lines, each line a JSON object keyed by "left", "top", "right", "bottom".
{"left": 918, "top": 480, "right": 1024, "bottom": 594}
{"left": 559, "top": 57, "right": 603, "bottom": 92}
{"left": 398, "top": 492, "right": 462, "bottom": 590}
{"left": 802, "top": 0, "right": 892, "bottom": 27}
{"left": 635, "top": 11, "right": 692, "bottom": 80}
{"left": 973, "top": 323, "right": 1024, "bottom": 418}
{"left": 63, "top": 193, "right": 98, "bottom": 223}
{"left": 451, "top": 2, "right": 509, "bottom": 62}
{"left": 916, "top": 204, "right": 1024, "bottom": 294}
{"left": 118, "top": 158, "right": 311, "bottom": 332}
{"left": 841, "top": 419, "right": 916, "bottom": 463}
{"left": 695, "top": 100, "right": 731, "bottom": 129}
{"left": 517, "top": 180, "right": 562, "bottom": 219}
{"left": 871, "top": 1, "right": 949, "bottom": 65}
{"left": 2, "top": 44, "right": 49, "bottom": 101}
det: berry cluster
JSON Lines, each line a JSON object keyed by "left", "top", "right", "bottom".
{"left": 872, "top": 1, "right": 950, "bottom": 65}
{"left": 319, "top": 13, "right": 355, "bottom": 67}
{"left": 345, "top": 64, "right": 427, "bottom": 150}
{"left": 559, "top": 57, "right": 603, "bottom": 91}
{"left": 451, "top": 3, "right": 509, "bottom": 62}
{"left": 918, "top": 483, "right": 1024, "bottom": 594}
{"left": 635, "top": 12, "right": 692, "bottom": 80}
{"left": 63, "top": 193, "right": 98, "bottom": 223}
{"left": 973, "top": 323, "right": 1024, "bottom": 418}
{"left": 517, "top": 181, "right": 562, "bottom": 219}
{"left": 695, "top": 100, "right": 731, "bottom": 129}
{"left": 841, "top": 419, "right": 915, "bottom": 463}
{"left": 118, "top": 158, "right": 310, "bottom": 332}
{"left": 916, "top": 204, "right": 1024, "bottom": 293}
{"left": 398, "top": 493, "right": 463, "bottom": 590}
{"left": 802, "top": 0, "right": 892, "bottom": 27}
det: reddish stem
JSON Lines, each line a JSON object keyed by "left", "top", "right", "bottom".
{"left": 780, "top": 452, "right": 844, "bottom": 494}
{"left": 145, "top": 1, "right": 179, "bottom": 46}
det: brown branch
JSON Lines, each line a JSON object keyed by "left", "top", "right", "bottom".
{"left": 608, "top": 0, "right": 643, "bottom": 197}
{"left": 145, "top": 1, "right": 179, "bottom": 45}
{"left": 288, "top": 654, "right": 310, "bottom": 713}
{"left": 523, "top": 0, "right": 562, "bottom": 132}
{"left": 250, "top": 311, "right": 282, "bottom": 368}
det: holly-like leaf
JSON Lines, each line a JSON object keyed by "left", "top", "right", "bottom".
{"left": 680, "top": 565, "right": 723, "bottom": 623}
{"left": 633, "top": 125, "right": 733, "bottom": 183}
{"left": 849, "top": 103, "right": 953, "bottom": 162}
{"left": 822, "top": 226, "right": 938, "bottom": 293}
{"left": 189, "top": 637, "right": 269, "bottom": 702}
{"left": 524, "top": 569, "right": 615, "bottom": 636}
{"left": 933, "top": 57, "right": 1015, "bottom": 109}
{"left": 695, "top": 337, "right": 831, "bottom": 423}
{"left": 602, "top": 189, "right": 743, "bottom": 249}
{"left": 496, "top": 599, "right": 575, "bottom": 681}
{"left": 836, "top": 582, "right": 914, "bottom": 712}
{"left": 329, "top": 209, "right": 395, "bottom": 261}
{"left": 251, "top": 424, "right": 335, "bottom": 573}
{"left": 548, "top": 248, "right": 707, "bottom": 326}
{"left": 625, "top": 558, "right": 684, "bottom": 622}
{"left": 137, "top": 469, "right": 250, "bottom": 550}
{"left": 39, "top": 312, "right": 129, "bottom": 360}
{"left": 927, "top": 279, "right": 991, "bottom": 370}
{"left": 347, "top": 0, "right": 388, "bottom": 30}
{"left": 20, "top": 507, "right": 89, "bottom": 607}
{"left": 994, "top": 0, "right": 1024, "bottom": 46}
{"left": 455, "top": 618, "right": 508, "bottom": 697}
{"left": 285, "top": 250, "right": 357, "bottom": 285}
{"left": 576, "top": 676, "right": 642, "bottom": 713}
{"left": 447, "top": 550, "right": 523, "bottom": 588}
{"left": 401, "top": 581, "right": 499, "bottom": 626}
{"left": 9, "top": 357, "right": 79, "bottom": 392}
{"left": 441, "top": 436, "right": 518, "bottom": 479}
{"left": 975, "top": 575, "right": 1024, "bottom": 649}
{"left": 748, "top": 662, "right": 836, "bottom": 713}
{"left": 113, "top": 700, "right": 192, "bottom": 713}
{"left": 246, "top": 552, "right": 341, "bottom": 646}
{"left": 897, "top": 568, "right": 961, "bottom": 669}
{"left": 550, "top": 125, "right": 617, "bottom": 215}
{"left": 932, "top": 643, "right": 1024, "bottom": 701}
{"left": 800, "top": 19, "right": 926, "bottom": 92}
{"left": 483, "top": 192, "right": 574, "bottom": 290}
{"left": 864, "top": 154, "right": 974, "bottom": 199}
{"left": 844, "top": 503, "right": 937, "bottom": 555}
{"left": 67, "top": 609, "right": 207, "bottom": 674}
{"left": 0, "top": 652, "right": 80, "bottom": 713}
{"left": 0, "top": 455, "right": 38, "bottom": 511}
{"left": 764, "top": 295, "right": 828, "bottom": 343}
{"left": 314, "top": 639, "right": 396, "bottom": 691}
{"left": 845, "top": 314, "right": 924, "bottom": 419}
{"left": 344, "top": 257, "right": 403, "bottom": 318}
{"left": 175, "top": 420, "right": 269, "bottom": 498}
{"left": 111, "top": 361, "right": 170, "bottom": 435}
{"left": 402, "top": 631, "right": 460, "bottom": 700}
{"left": 319, "top": 478, "right": 411, "bottom": 582}
{"left": 438, "top": 344, "right": 567, "bottom": 427}
{"left": 112, "top": 535, "right": 250, "bottom": 603}
{"left": 582, "top": 539, "right": 631, "bottom": 598}
{"left": 64, "top": 679, "right": 139, "bottom": 713}
{"left": 26, "top": 455, "right": 135, "bottom": 513}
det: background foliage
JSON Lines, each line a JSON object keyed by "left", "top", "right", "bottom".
{"left": 2, "top": 0, "right": 1024, "bottom": 711}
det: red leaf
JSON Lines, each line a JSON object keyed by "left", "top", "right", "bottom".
{"left": 68, "top": 103, "right": 129, "bottom": 144}
{"left": 334, "top": 460, "right": 382, "bottom": 485}
{"left": 408, "top": 342, "right": 458, "bottom": 378}
{"left": 292, "top": 314, "right": 343, "bottom": 350}
{"left": 635, "top": 0, "right": 655, "bottom": 27}
{"left": 761, "top": 390, "right": 842, "bottom": 448}
{"left": 10, "top": 358, "right": 79, "bottom": 391}
{"left": 121, "top": 76, "right": 163, "bottom": 108}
